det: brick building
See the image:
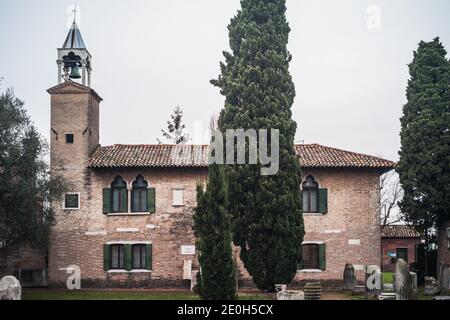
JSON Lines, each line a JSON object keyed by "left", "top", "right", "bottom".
{"left": 47, "top": 21, "right": 395, "bottom": 288}
{"left": 380, "top": 225, "right": 422, "bottom": 272}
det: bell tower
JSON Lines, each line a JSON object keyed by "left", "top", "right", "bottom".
{"left": 57, "top": 13, "right": 92, "bottom": 87}
{"left": 47, "top": 10, "right": 103, "bottom": 287}
{"left": 48, "top": 12, "right": 102, "bottom": 180}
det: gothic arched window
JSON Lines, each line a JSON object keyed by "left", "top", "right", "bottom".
{"left": 111, "top": 176, "right": 128, "bottom": 213}
{"left": 132, "top": 175, "right": 148, "bottom": 213}
{"left": 302, "top": 175, "right": 319, "bottom": 213}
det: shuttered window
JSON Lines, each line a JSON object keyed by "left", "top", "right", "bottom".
{"left": 301, "top": 175, "right": 327, "bottom": 214}
{"left": 302, "top": 244, "right": 319, "bottom": 269}
{"left": 111, "top": 176, "right": 128, "bottom": 213}
{"left": 299, "top": 243, "right": 326, "bottom": 271}
{"left": 110, "top": 244, "right": 124, "bottom": 269}
{"left": 132, "top": 175, "right": 148, "bottom": 212}
{"left": 104, "top": 243, "right": 152, "bottom": 271}
{"left": 132, "top": 244, "right": 147, "bottom": 269}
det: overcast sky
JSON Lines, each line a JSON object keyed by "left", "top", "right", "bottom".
{"left": 1, "top": 0, "right": 449, "bottom": 162}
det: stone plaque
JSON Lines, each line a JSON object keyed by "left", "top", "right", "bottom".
{"left": 181, "top": 245, "right": 196, "bottom": 255}
{"left": 183, "top": 260, "right": 192, "bottom": 280}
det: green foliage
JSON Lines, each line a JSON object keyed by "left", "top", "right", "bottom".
{"left": 193, "top": 164, "right": 236, "bottom": 300}
{"left": 397, "top": 38, "right": 450, "bottom": 231}
{"left": 0, "top": 88, "right": 67, "bottom": 252}
{"left": 211, "top": 0, "right": 304, "bottom": 291}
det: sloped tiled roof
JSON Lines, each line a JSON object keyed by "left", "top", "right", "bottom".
{"left": 87, "top": 143, "right": 395, "bottom": 170}
{"left": 294, "top": 144, "right": 395, "bottom": 169}
{"left": 88, "top": 144, "right": 208, "bottom": 168}
{"left": 381, "top": 225, "right": 422, "bottom": 238}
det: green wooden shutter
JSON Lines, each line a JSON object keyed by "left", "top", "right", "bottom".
{"left": 125, "top": 244, "right": 132, "bottom": 270}
{"left": 319, "top": 243, "right": 326, "bottom": 270}
{"left": 148, "top": 188, "right": 156, "bottom": 213}
{"left": 121, "top": 189, "right": 128, "bottom": 213}
{"left": 103, "top": 244, "right": 110, "bottom": 271}
{"left": 318, "top": 188, "right": 328, "bottom": 214}
{"left": 146, "top": 244, "right": 153, "bottom": 270}
{"left": 103, "top": 189, "right": 111, "bottom": 214}
{"left": 130, "top": 190, "right": 135, "bottom": 212}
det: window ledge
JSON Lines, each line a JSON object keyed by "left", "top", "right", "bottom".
{"left": 298, "top": 269, "right": 323, "bottom": 273}
{"left": 107, "top": 270, "right": 152, "bottom": 274}
{"left": 107, "top": 212, "right": 151, "bottom": 217}
{"left": 302, "top": 213, "right": 323, "bottom": 217}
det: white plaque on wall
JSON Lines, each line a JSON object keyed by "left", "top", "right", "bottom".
{"left": 181, "top": 245, "right": 196, "bottom": 255}
{"left": 183, "top": 260, "right": 192, "bottom": 280}
{"left": 348, "top": 239, "right": 361, "bottom": 246}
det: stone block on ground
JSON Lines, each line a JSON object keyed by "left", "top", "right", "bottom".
{"left": 0, "top": 276, "right": 22, "bottom": 300}
{"left": 277, "top": 290, "right": 305, "bottom": 300}
{"left": 424, "top": 276, "right": 441, "bottom": 296}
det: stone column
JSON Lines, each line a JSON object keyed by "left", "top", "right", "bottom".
{"left": 410, "top": 272, "right": 418, "bottom": 300}
{"left": 395, "top": 259, "right": 413, "bottom": 300}
{"left": 343, "top": 264, "right": 357, "bottom": 290}
{"left": 81, "top": 60, "right": 87, "bottom": 86}
{"left": 57, "top": 60, "right": 62, "bottom": 84}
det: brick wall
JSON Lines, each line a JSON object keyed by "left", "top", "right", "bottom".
{"left": 48, "top": 166, "right": 383, "bottom": 288}
{"left": 48, "top": 167, "right": 207, "bottom": 288}
{"left": 381, "top": 238, "right": 421, "bottom": 272}
{"left": 0, "top": 246, "right": 46, "bottom": 278}
{"left": 48, "top": 83, "right": 383, "bottom": 289}
{"left": 293, "top": 168, "right": 382, "bottom": 286}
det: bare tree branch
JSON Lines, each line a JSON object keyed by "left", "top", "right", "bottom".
{"left": 380, "top": 170, "right": 404, "bottom": 226}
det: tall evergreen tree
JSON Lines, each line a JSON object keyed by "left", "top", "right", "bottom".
{"left": 211, "top": 0, "right": 304, "bottom": 291}
{"left": 397, "top": 38, "right": 450, "bottom": 274}
{"left": 0, "top": 88, "right": 66, "bottom": 252}
{"left": 158, "top": 106, "right": 190, "bottom": 144}
{"left": 193, "top": 164, "right": 236, "bottom": 300}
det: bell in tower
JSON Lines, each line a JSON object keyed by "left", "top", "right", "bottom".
{"left": 57, "top": 12, "right": 92, "bottom": 87}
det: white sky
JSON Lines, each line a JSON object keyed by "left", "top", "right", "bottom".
{"left": 1, "top": 0, "right": 449, "bottom": 162}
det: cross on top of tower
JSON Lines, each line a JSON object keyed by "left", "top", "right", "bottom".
{"left": 72, "top": 4, "right": 78, "bottom": 23}
{"left": 57, "top": 4, "right": 92, "bottom": 87}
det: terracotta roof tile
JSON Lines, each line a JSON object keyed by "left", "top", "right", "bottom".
{"left": 88, "top": 144, "right": 208, "bottom": 168}
{"left": 87, "top": 143, "right": 396, "bottom": 170}
{"left": 381, "top": 225, "right": 422, "bottom": 238}
{"left": 294, "top": 144, "right": 395, "bottom": 169}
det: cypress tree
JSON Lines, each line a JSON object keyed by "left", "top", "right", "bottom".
{"left": 193, "top": 164, "right": 236, "bottom": 300}
{"left": 211, "top": 0, "right": 304, "bottom": 291}
{"left": 398, "top": 38, "right": 450, "bottom": 268}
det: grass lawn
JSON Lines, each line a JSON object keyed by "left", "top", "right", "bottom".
{"left": 23, "top": 289, "right": 271, "bottom": 301}
{"left": 382, "top": 272, "right": 394, "bottom": 284}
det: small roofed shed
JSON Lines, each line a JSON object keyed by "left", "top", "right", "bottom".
{"left": 381, "top": 225, "right": 423, "bottom": 272}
